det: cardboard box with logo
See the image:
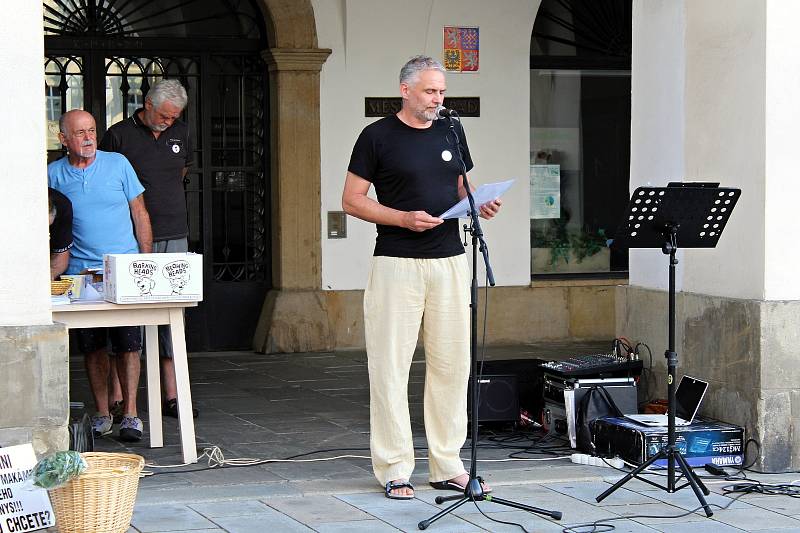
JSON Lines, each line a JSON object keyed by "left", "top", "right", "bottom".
{"left": 104, "top": 253, "right": 203, "bottom": 303}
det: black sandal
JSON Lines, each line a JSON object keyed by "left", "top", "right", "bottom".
{"left": 430, "top": 475, "right": 491, "bottom": 493}
{"left": 384, "top": 480, "right": 415, "bottom": 500}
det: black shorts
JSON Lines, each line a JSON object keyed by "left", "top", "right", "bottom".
{"left": 75, "top": 326, "right": 142, "bottom": 354}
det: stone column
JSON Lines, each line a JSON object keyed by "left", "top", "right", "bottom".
{"left": 0, "top": 2, "right": 70, "bottom": 455}
{"left": 623, "top": 0, "right": 800, "bottom": 471}
{"left": 253, "top": 47, "right": 333, "bottom": 353}
{"left": 0, "top": 325, "right": 70, "bottom": 454}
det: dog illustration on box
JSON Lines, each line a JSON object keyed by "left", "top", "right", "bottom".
{"left": 163, "top": 260, "right": 191, "bottom": 295}
{"left": 129, "top": 260, "right": 157, "bottom": 295}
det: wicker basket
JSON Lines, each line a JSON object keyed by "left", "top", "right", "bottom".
{"left": 49, "top": 452, "right": 144, "bottom": 533}
{"left": 51, "top": 279, "right": 73, "bottom": 295}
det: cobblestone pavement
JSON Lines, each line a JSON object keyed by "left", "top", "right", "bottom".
{"left": 55, "top": 345, "right": 800, "bottom": 532}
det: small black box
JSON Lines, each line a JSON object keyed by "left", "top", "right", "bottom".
{"left": 470, "top": 374, "right": 519, "bottom": 423}
{"left": 593, "top": 417, "right": 744, "bottom": 468}
{"left": 480, "top": 359, "right": 547, "bottom": 418}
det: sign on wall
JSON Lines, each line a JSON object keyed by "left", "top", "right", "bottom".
{"left": 364, "top": 97, "right": 480, "bottom": 117}
{"left": 530, "top": 164, "right": 561, "bottom": 219}
{"left": 444, "top": 26, "right": 479, "bottom": 72}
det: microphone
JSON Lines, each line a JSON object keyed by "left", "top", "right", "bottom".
{"left": 436, "top": 105, "right": 458, "bottom": 119}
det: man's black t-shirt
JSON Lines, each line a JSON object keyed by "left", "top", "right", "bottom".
{"left": 99, "top": 109, "right": 193, "bottom": 241}
{"left": 348, "top": 115, "right": 473, "bottom": 258}
{"left": 48, "top": 187, "right": 73, "bottom": 253}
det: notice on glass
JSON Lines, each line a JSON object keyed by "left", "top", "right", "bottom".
{"left": 439, "top": 179, "right": 515, "bottom": 219}
{"left": 530, "top": 164, "right": 560, "bottom": 219}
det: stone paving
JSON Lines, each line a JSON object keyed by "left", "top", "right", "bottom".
{"left": 54, "top": 345, "right": 800, "bottom": 532}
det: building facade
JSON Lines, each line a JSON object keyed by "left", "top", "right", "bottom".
{"left": 2, "top": 0, "right": 799, "bottom": 470}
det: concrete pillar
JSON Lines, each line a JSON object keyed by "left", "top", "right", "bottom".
{"left": 253, "top": 47, "right": 332, "bottom": 353}
{"left": 0, "top": 2, "right": 70, "bottom": 455}
{"left": 0, "top": 326, "right": 70, "bottom": 454}
{"left": 624, "top": 0, "right": 800, "bottom": 471}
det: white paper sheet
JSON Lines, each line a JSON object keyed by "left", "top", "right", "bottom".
{"left": 564, "top": 389, "right": 576, "bottom": 448}
{"left": 0, "top": 444, "right": 55, "bottom": 530}
{"left": 80, "top": 282, "right": 104, "bottom": 301}
{"left": 439, "top": 179, "right": 515, "bottom": 219}
{"left": 50, "top": 294, "right": 71, "bottom": 306}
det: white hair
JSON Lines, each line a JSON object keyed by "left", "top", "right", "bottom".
{"left": 147, "top": 79, "right": 188, "bottom": 109}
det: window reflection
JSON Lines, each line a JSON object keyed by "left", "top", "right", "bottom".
{"left": 106, "top": 58, "right": 164, "bottom": 127}
{"left": 44, "top": 57, "right": 83, "bottom": 153}
{"left": 530, "top": 69, "right": 630, "bottom": 274}
{"left": 530, "top": 0, "right": 632, "bottom": 276}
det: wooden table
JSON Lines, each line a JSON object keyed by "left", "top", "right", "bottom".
{"left": 52, "top": 300, "right": 199, "bottom": 463}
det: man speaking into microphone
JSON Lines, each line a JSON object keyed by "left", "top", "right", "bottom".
{"left": 342, "top": 55, "right": 501, "bottom": 500}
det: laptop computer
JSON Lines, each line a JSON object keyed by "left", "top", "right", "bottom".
{"left": 625, "top": 376, "right": 709, "bottom": 427}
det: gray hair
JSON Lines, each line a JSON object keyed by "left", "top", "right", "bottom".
{"left": 146, "top": 79, "right": 188, "bottom": 109}
{"left": 399, "top": 55, "right": 445, "bottom": 86}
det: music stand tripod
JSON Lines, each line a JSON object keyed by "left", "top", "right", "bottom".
{"left": 418, "top": 112, "right": 562, "bottom": 530}
{"left": 595, "top": 183, "right": 740, "bottom": 517}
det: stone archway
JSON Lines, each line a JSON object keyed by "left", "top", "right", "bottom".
{"left": 252, "top": 0, "right": 333, "bottom": 352}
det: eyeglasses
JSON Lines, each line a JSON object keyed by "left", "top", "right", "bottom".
{"left": 63, "top": 128, "right": 97, "bottom": 138}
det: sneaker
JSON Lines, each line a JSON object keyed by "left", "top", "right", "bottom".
{"left": 91, "top": 415, "right": 112, "bottom": 438}
{"left": 119, "top": 415, "right": 144, "bottom": 442}
{"left": 110, "top": 400, "right": 124, "bottom": 425}
{"left": 164, "top": 398, "right": 199, "bottom": 419}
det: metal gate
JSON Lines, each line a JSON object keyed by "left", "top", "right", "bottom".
{"left": 44, "top": 0, "right": 271, "bottom": 351}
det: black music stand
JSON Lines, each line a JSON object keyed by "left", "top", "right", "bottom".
{"left": 595, "top": 183, "right": 740, "bottom": 517}
{"left": 418, "top": 112, "right": 562, "bottom": 530}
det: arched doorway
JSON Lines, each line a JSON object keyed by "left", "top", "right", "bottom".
{"left": 43, "top": 0, "right": 271, "bottom": 350}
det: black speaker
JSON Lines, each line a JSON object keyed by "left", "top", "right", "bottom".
{"left": 469, "top": 374, "right": 519, "bottom": 423}
{"left": 480, "top": 359, "right": 547, "bottom": 419}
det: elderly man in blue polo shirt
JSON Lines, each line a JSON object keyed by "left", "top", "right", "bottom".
{"left": 99, "top": 78, "right": 198, "bottom": 420}
{"left": 48, "top": 109, "right": 153, "bottom": 442}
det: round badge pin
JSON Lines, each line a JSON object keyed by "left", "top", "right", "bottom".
{"left": 441, "top": 150, "right": 452, "bottom": 162}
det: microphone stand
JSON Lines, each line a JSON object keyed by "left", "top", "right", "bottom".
{"left": 418, "top": 111, "right": 561, "bottom": 530}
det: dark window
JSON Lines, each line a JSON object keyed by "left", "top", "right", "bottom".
{"left": 530, "top": 0, "right": 631, "bottom": 277}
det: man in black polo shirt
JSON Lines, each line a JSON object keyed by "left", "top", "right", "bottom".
{"left": 100, "top": 79, "right": 198, "bottom": 419}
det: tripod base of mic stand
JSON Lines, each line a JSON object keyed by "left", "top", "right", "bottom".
{"left": 418, "top": 477, "right": 562, "bottom": 530}
{"left": 596, "top": 445, "right": 713, "bottom": 517}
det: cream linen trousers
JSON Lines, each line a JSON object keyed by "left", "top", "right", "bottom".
{"left": 364, "top": 254, "right": 471, "bottom": 485}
